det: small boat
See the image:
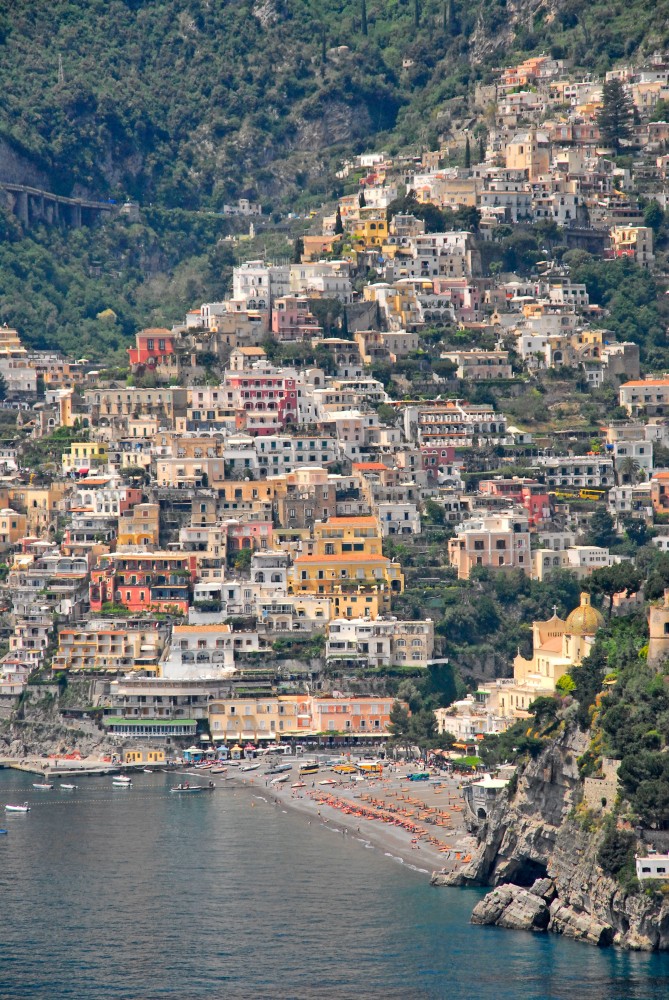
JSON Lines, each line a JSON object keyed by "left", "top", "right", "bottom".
{"left": 210, "top": 766, "right": 227, "bottom": 774}
{"left": 5, "top": 803, "right": 30, "bottom": 812}
{"left": 143, "top": 769, "right": 153, "bottom": 774}
{"left": 0, "top": 829, "right": 7, "bottom": 834}
{"left": 291, "top": 781, "right": 306, "bottom": 789}
{"left": 112, "top": 776, "right": 132, "bottom": 786}
{"left": 266, "top": 763, "right": 292, "bottom": 775}
{"left": 299, "top": 762, "right": 319, "bottom": 776}
{"left": 59, "top": 783, "right": 78, "bottom": 790}
{"left": 170, "top": 782, "right": 215, "bottom": 794}
{"left": 270, "top": 774, "right": 289, "bottom": 785}
{"left": 32, "top": 782, "right": 53, "bottom": 790}
{"left": 194, "top": 762, "right": 213, "bottom": 770}
{"left": 241, "top": 763, "right": 260, "bottom": 772}
{"left": 319, "top": 779, "right": 337, "bottom": 786}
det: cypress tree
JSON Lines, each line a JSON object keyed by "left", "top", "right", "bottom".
{"left": 334, "top": 206, "right": 344, "bottom": 235}
{"left": 414, "top": 0, "right": 420, "bottom": 28}
{"left": 361, "top": 0, "right": 368, "bottom": 36}
{"left": 464, "top": 136, "right": 471, "bottom": 169}
{"left": 359, "top": 189, "right": 366, "bottom": 208}
{"left": 596, "top": 79, "right": 634, "bottom": 153}
{"left": 478, "top": 134, "right": 485, "bottom": 163}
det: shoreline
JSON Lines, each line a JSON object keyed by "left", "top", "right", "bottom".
{"left": 228, "top": 767, "right": 478, "bottom": 877}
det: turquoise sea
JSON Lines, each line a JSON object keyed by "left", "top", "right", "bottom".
{"left": 0, "top": 769, "right": 667, "bottom": 1000}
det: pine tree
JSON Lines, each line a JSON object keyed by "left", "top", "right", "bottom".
{"left": 596, "top": 79, "right": 634, "bottom": 153}
{"left": 464, "top": 136, "right": 471, "bottom": 169}
{"left": 361, "top": 0, "right": 367, "bottom": 36}
{"left": 334, "top": 206, "right": 344, "bottom": 235}
{"left": 414, "top": 0, "right": 420, "bottom": 28}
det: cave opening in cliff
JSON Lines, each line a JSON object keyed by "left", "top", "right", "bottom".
{"left": 508, "top": 858, "right": 548, "bottom": 887}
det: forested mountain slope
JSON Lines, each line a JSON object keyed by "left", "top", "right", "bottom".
{"left": 2, "top": 0, "right": 669, "bottom": 210}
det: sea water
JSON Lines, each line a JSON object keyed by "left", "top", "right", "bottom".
{"left": 0, "top": 770, "right": 667, "bottom": 999}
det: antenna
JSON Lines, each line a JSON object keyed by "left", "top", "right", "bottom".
{"left": 58, "top": 53, "right": 64, "bottom": 85}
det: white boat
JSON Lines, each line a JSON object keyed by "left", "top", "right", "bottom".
{"left": 59, "top": 783, "right": 77, "bottom": 790}
{"left": 240, "top": 763, "right": 260, "bottom": 772}
{"left": 143, "top": 769, "right": 153, "bottom": 773}
{"left": 32, "top": 782, "right": 53, "bottom": 790}
{"left": 112, "top": 776, "right": 132, "bottom": 786}
{"left": 270, "top": 774, "right": 289, "bottom": 785}
{"left": 5, "top": 802, "right": 30, "bottom": 812}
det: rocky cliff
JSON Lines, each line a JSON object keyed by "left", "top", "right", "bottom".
{"left": 432, "top": 729, "right": 669, "bottom": 950}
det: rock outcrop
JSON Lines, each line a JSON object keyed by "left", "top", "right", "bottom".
{"left": 432, "top": 728, "right": 669, "bottom": 950}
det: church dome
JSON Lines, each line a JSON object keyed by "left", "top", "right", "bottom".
{"left": 564, "top": 593, "right": 604, "bottom": 635}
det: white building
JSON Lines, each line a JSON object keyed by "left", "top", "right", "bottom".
{"left": 376, "top": 502, "right": 421, "bottom": 537}
{"left": 326, "top": 617, "right": 434, "bottom": 668}
{"left": 536, "top": 455, "right": 615, "bottom": 489}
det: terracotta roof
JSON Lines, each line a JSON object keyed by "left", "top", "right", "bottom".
{"left": 621, "top": 379, "right": 669, "bottom": 387}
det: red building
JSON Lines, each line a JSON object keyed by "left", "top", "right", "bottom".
{"left": 90, "top": 552, "right": 197, "bottom": 614}
{"left": 478, "top": 478, "right": 550, "bottom": 527}
{"left": 421, "top": 445, "right": 456, "bottom": 482}
{"left": 128, "top": 328, "right": 176, "bottom": 368}
{"left": 223, "top": 371, "right": 297, "bottom": 431}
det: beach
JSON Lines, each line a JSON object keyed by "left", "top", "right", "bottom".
{"left": 229, "top": 763, "right": 478, "bottom": 875}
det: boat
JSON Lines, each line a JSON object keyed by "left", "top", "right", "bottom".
{"left": 266, "top": 763, "right": 292, "bottom": 775}
{"left": 291, "top": 782, "right": 306, "bottom": 789}
{"left": 210, "top": 766, "right": 227, "bottom": 774}
{"left": 32, "top": 782, "right": 53, "bottom": 790}
{"left": 143, "top": 768, "right": 153, "bottom": 774}
{"left": 240, "top": 763, "right": 260, "bottom": 772}
{"left": 170, "top": 782, "right": 215, "bottom": 793}
{"left": 319, "top": 778, "right": 337, "bottom": 786}
{"left": 0, "top": 829, "right": 7, "bottom": 834}
{"left": 270, "top": 774, "right": 289, "bottom": 785}
{"left": 5, "top": 803, "right": 30, "bottom": 812}
{"left": 298, "top": 762, "right": 319, "bottom": 776}
{"left": 59, "top": 783, "right": 78, "bottom": 790}
{"left": 194, "top": 762, "right": 213, "bottom": 770}
{"left": 112, "top": 776, "right": 132, "bottom": 786}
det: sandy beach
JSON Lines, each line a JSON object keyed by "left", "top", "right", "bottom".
{"left": 228, "top": 763, "right": 478, "bottom": 877}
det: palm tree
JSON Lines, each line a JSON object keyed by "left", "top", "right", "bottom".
{"left": 616, "top": 456, "right": 643, "bottom": 485}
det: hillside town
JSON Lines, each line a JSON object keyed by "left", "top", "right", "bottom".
{"left": 3, "top": 50, "right": 669, "bottom": 773}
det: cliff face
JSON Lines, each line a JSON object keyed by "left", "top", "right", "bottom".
{"left": 432, "top": 729, "right": 669, "bottom": 951}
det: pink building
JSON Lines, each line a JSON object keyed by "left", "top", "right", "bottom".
{"left": 223, "top": 371, "right": 298, "bottom": 430}
{"left": 271, "top": 296, "right": 322, "bottom": 341}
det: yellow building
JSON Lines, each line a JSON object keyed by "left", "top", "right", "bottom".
{"left": 9, "top": 483, "right": 69, "bottom": 537}
{"left": 62, "top": 442, "right": 108, "bottom": 476}
{"left": 497, "top": 593, "right": 604, "bottom": 719}
{"left": 123, "top": 748, "right": 166, "bottom": 765}
{"left": 288, "top": 516, "right": 403, "bottom": 611}
{"left": 505, "top": 126, "right": 550, "bottom": 180}
{"left": 0, "top": 508, "right": 27, "bottom": 549}
{"left": 352, "top": 216, "right": 389, "bottom": 247}
{"left": 117, "top": 503, "right": 160, "bottom": 549}
{"left": 0, "top": 327, "right": 27, "bottom": 358}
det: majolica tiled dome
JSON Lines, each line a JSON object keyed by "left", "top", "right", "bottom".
{"left": 565, "top": 593, "right": 604, "bottom": 635}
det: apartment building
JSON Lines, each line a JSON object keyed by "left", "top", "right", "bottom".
{"left": 448, "top": 513, "right": 531, "bottom": 580}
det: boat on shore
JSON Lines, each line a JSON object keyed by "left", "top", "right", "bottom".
{"left": 299, "top": 762, "right": 319, "bottom": 776}
{"left": 266, "top": 763, "right": 292, "bottom": 775}
{"left": 32, "top": 782, "right": 53, "bottom": 790}
{"left": 291, "top": 781, "right": 306, "bottom": 789}
{"left": 270, "top": 774, "right": 289, "bottom": 785}
{"left": 241, "top": 763, "right": 260, "bottom": 772}
{"left": 210, "top": 766, "right": 227, "bottom": 774}
{"left": 5, "top": 802, "right": 30, "bottom": 812}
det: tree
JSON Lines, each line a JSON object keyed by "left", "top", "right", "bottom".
{"left": 586, "top": 507, "right": 616, "bottom": 548}
{"left": 644, "top": 199, "right": 664, "bottom": 233}
{"left": 478, "top": 134, "right": 485, "bottom": 163}
{"left": 598, "top": 827, "right": 636, "bottom": 877}
{"left": 464, "top": 136, "right": 471, "bottom": 169}
{"left": 358, "top": 189, "right": 366, "bottom": 208}
{"left": 414, "top": 0, "right": 420, "bottom": 29}
{"left": 0, "top": 372, "right": 6, "bottom": 401}
{"left": 617, "top": 456, "right": 643, "bottom": 485}
{"left": 587, "top": 562, "right": 641, "bottom": 618}
{"left": 596, "top": 79, "right": 634, "bottom": 153}
{"left": 334, "top": 206, "right": 343, "bottom": 235}
{"left": 292, "top": 236, "right": 304, "bottom": 264}
{"left": 361, "top": 0, "right": 367, "bottom": 36}
{"left": 233, "top": 547, "right": 252, "bottom": 572}
{"left": 388, "top": 700, "right": 411, "bottom": 746}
